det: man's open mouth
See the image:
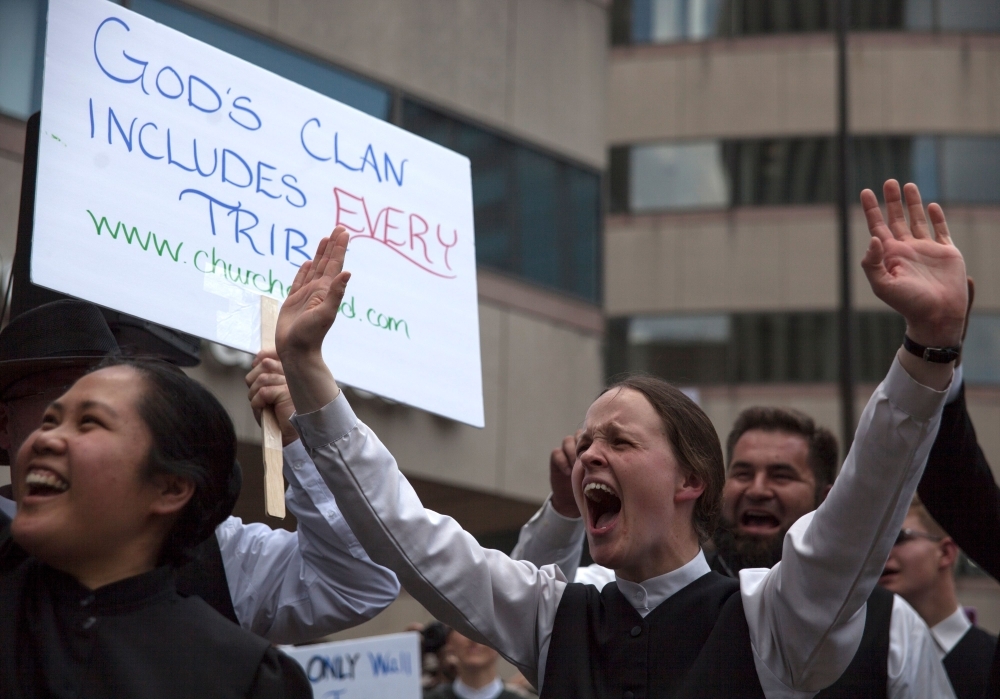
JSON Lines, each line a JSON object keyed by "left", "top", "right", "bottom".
{"left": 739, "top": 510, "right": 780, "bottom": 530}
{"left": 585, "top": 482, "right": 622, "bottom": 532}
{"left": 24, "top": 469, "right": 70, "bottom": 498}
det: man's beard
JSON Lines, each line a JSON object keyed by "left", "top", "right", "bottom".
{"left": 711, "top": 517, "right": 788, "bottom": 575}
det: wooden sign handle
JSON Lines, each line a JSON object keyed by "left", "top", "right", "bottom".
{"left": 260, "top": 295, "right": 285, "bottom": 519}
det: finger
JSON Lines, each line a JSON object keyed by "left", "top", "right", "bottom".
{"left": 927, "top": 203, "right": 954, "bottom": 245}
{"left": 327, "top": 227, "right": 350, "bottom": 278}
{"left": 902, "top": 183, "right": 930, "bottom": 239}
{"left": 250, "top": 385, "right": 290, "bottom": 412}
{"left": 288, "top": 260, "right": 312, "bottom": 296}
{"left": 249, "top": 372, "right": 289, "bottom": 396}
{"left": 551, "top": 448, "right": 570, "bottom": 475}
{"left": 307, "top": 237, "right": 331, "bottom": 284}
{"left": 882, "top": 179, "right": 911, "bottom": 240}
{"left": 860, "top": 236, "right": 890, "bottom": 288}
{"left": 560, "top": 435, "right": 576, "bottom": 471}
{"left": 860, "top": 189, "right": 892, "bottom": 242}
{"left": 321, "top": 270, "right": 352, "bottom": 316}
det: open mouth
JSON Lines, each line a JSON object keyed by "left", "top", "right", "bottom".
{"left": 24, "top": 468, "right": 70, "bottom": 498}
{"left": 739, "top": 510, "right": 780, "bottom": 531}
{"left": 880, "top": 566, "right": 900, "bottom": 579}
{"left": 584, "top": 482, "right": 622, "bottom": 533}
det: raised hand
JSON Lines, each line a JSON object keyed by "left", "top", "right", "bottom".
{"left": 550, "top": 431, "right": 582, "bottom": 518}
{"left": 275, "top": 227, "right": 350, "bottom": 414}
{"left": 860, "top": 180, "right": 967, "bottom": 349}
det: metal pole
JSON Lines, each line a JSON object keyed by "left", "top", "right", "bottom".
{"left": 836, "top": 0, "right": 856, "bottom": 455}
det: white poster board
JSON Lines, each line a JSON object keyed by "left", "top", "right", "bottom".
{"left": 281, "top": 632, "right": 421, "bottom": 699}
{"left": 33, "top": 0, "right": 484, "bottom": 427}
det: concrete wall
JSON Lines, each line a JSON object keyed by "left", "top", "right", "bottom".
{"left": 180, "top": 0, "right": 609, "bottom": 167}
{"left": 604, "top": 205, "right": 1000, "bottom": 316}
{"left": 609, "top": 33, "right": 1000, "bottom": 144}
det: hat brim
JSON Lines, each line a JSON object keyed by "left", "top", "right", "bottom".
{"left": 0, "top": 356, "right": 109, "bottom": 468}
{"left": 0, "top": 355, "right": 109, "bottom": 398}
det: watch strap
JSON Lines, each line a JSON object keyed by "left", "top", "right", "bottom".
{"left": 903, "top": 335, "right": 961, "bottom": 364}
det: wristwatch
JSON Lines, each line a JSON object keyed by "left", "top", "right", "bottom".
{"left": 903, "top": 335, "right": 961, "bottom": 364}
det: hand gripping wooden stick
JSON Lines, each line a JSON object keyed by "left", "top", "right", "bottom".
{"left": 260, "top": 295, "right": 285, "bottom": 519}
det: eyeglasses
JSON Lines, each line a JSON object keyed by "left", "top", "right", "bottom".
{"left": 893, "top": 528, "right": 943, "bottom": 547}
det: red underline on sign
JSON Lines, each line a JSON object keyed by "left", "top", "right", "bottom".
{"left": 348, "top": 234, "right": 458, "bottom": 280}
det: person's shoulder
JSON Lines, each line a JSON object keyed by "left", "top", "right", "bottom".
{"left": 171, "top": 592, "right": 271, "bottom": 657}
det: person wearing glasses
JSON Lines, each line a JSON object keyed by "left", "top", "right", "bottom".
{"left": 878, "top": 495, "right": 996, "bottom": 699}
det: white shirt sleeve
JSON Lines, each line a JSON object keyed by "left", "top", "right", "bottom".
{"left": 290, "top": 394, "right": 567, "bottom": 690}
{"left": 739, "top": 356, "right": 951, "bottom": 693}
{"left": 214, "top": 439, "right": 400, "bottom": 644}
{"left": 510, "top": 497, "right": 587, "bottom": 581}
{"left": 887, "top": 595, "right": 957, "bottom": 699}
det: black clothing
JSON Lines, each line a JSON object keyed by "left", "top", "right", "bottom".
{"left": 708, "top": 549, "right": 893, "bottom": 698}
{"left": 0, "top": 559, "right": 310, "bottom": 699}
{"left": 540, "top": 572, "right": 765, "bottom": 699}
{"left": 945, "top": 627, "right": 998, "bottom": 699}
{"left": 177, "top": 533, "right": 239, "bottom": 624}
{"left": 424, "top": 683, "right": 523, "bottom": 699}
{"left": 919, "top": 384, "right": 1000, "bottom": 698}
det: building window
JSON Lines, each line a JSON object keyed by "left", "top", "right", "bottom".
{"left": 0, "top": 0, "right": 391, "bottom": 121}
{"left": 607, "top": 311, "right": 908, "bottom": 385}
{"left": 611, "top": 0, "right": 1000, "bottom": 45}
{"left": 402, "top": 100, "right": 602, "bottom": 303}
{"left": 0, "top": 0, "right": 48, "bottom": 120}
{"left": 610, "top": 135, "right": 1000, "bottom": 214}
{"left": 129, "top": 0, "right": 391, "bottom": 119}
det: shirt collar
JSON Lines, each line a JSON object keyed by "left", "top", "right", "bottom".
{"left": 931, "top": 606, "right": 972, "bottom": 656}
{"left": 0, "top": 495, "right": 15, "bottom": 521}
{"left": 615, "top": 549, "right": 712, "bottom": 617}
{"left": 452, "top": 677, "right": 504, "bottom": 699}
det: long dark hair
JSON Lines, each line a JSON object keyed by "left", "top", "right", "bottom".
{"left": 90, "top": 357, "right": 241, "bottom": 565}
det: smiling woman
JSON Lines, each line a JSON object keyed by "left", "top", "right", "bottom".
{"left": 0, "top": 358, "right": 310, "bottom": 699}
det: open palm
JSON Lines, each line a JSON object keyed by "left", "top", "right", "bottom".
{"left": 860, "top": 181, "right": 967, "bottom": 347}
{"left": 275, "top": 227, "right": 351, "bottom": 359}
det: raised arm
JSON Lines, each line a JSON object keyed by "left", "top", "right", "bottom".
{"left": 742, "top": 180, "right": 967, "bottom": 692}
{"left": 212, "top": 354, "right": 400, "bottom": 644}
{"left": 511, "top": 434, "right": 587, "bottom": 579}
{"left": 275, "top": 228, "right": 566, "bottom": 688}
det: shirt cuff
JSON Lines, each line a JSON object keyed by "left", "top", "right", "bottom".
{"left": 289, "top": 391, "right": 360, "bottom": 450}
{"left": 884, "top": 355, "right": 950, "bottom": 422}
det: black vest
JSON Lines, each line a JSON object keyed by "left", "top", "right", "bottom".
{"left": 541, "top": 572, "right": 765, "bottom": 698}
{"left": 943, "top": 626, "right": 997, "bottom": 699}
{"left": 710, "top": 551, "right": 892, "bottom": 698}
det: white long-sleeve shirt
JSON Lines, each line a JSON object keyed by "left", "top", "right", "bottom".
{"left": 513, "top": 504, "right": 953, "bottom": 699}
{"left": 290, "top": 356, "right": 951, "bottom": 698}
{"left": 0, "top": 439, "right": 401, "bottom": 644}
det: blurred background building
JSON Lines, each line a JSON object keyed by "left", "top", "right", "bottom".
{"left": 1, "top": 0, "right": 999, "bottom": 639}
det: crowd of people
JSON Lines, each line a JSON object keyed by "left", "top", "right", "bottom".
{"left": 0, "top": 179, "right": 998, "bottom": 698}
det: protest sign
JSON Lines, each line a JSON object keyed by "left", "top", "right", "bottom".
{"left": 32, "top": 0, "right": 484, "bottom": 427}
{"left": 281, "top": 632, "right": 421, "bottom": 699}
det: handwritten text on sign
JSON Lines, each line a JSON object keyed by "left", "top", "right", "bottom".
{"left": 33, "top": 0, "right": 483, "bottom": 426}
{"left": 280, "top": 632, "right": 420, "bottom": 699}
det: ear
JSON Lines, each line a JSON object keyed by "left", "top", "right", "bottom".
{"left": 675, "top": 470, "right": 706, "bottom": 504}
{"left": 148, "top": 474, "right": 195, "bottom": 516}
{"left": 939, "top": 537, "right": 959, "bottom": 569}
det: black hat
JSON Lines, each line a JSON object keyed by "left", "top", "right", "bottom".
{"left": 0, "top": 300, "right": 120, "bottom": 396}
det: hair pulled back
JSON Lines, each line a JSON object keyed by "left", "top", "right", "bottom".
{"left": 90, "top": 358, "right": 241, "bottom": 565}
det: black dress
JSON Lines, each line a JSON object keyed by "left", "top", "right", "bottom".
{"left": 0, "top": 558, "right": 311, "bottom": 699}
